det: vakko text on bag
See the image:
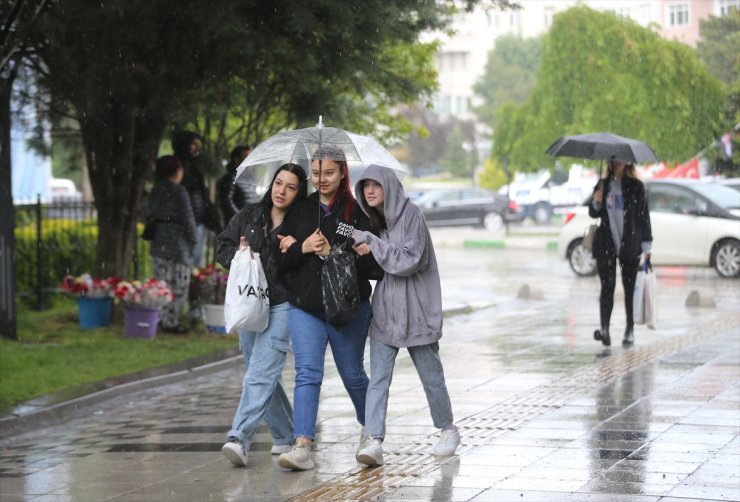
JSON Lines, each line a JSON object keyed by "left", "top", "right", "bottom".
{"left": 224, "top": 248, "right": 270, "bottom": 333}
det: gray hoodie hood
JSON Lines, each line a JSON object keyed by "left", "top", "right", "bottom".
{"left": 355, "top": 164, "right": 409, "bottom": 230}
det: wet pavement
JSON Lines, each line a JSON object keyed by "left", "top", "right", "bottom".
{"left": 1, "top": 231, "right": 738, "bottom": 501}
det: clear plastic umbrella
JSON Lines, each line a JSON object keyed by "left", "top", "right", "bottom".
{"left": 235, "top": 117, "right": 407, "bottom": 186}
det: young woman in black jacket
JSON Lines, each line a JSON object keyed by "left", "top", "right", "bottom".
{"left": 589, "top": 160, "right": 653, "bottom": 347}
{"left": 215, "top": 163, "right": 308, "bottom": 468}
{"left": 275, "top": 146, "right": 382, "bottom": 471}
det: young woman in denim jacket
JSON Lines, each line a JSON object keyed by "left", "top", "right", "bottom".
{"left": 215, "top": 163, "right": 307, "bottom": 467}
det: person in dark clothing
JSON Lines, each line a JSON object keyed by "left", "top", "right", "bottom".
{"left": 147, "top": 155, "right": 197, "bottom": 334}
{"left": 217, "top": 145, "right": 260, "bottom": 225}
{"left": 589, "top": 160, "right": 652, "bottom": 348}
{"left": 215, "top": 163, "right": 308, "bottom": 468}
{"left": 172, "top": 131, "right": 221, "bottom": 267}
{"left": 275, "top": 145, "right": 382, "bottom": 472}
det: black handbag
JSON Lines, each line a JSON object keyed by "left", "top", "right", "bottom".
{"left": 321, "top": 238, "right": 360, "bottom": 326}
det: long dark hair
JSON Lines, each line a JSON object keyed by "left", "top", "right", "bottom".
{"left": 605, "top": 160, "right": 638, "bottom": 180}
{"left": 312, "top": 145, "right": 355, "bottom": 221}
{"left": 260, "top": 163, "right": 308, "bottom": 228}
{"left": 358, "top": 180, "right": 387, "bottom": 232}
{"left": 171, "top": 131, "right": 201, "bottom": 158}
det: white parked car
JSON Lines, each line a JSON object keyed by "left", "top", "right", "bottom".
{"left": 558, "top": 179, "right": 740, "bottom": 278}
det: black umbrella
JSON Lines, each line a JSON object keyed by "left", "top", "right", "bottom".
{"left": 545, "top": 132, "right": 658, "bottom": 164}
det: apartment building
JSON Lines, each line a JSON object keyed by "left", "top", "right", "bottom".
{"left": 427, "top": 0, "right": 738, "bottom": 122}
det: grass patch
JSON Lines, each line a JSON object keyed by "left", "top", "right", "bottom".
{"left": 0, "top": 297, "right": 236, "bottom": 412}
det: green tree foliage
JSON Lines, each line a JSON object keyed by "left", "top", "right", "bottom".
{"left": 478, "top": 157, "right": 509, "bottom": 191}
{"left": 22, "top": 0, "right": 460, "bottom": 277}
{"left": 492, "top": 6, "right": 727, "bottom": 171}
{"left": 697, "top": 10, "right": 740, "bottom": 87}
{"left": 439, "top": 122, "right": 477, "bottom": 178}
{"left": 473, "top": 34, "right": 542, "bottom": 128}
{"left": 697, "top": 11, "right": 739, "bottom": 176}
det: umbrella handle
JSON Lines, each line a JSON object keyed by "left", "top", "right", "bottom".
{"left": 317, "top": 158, "right": 322, "bottom": 228}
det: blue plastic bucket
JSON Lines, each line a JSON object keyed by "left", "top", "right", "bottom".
{"left": 77, "top": 297, "right": 113, "bottom": 329}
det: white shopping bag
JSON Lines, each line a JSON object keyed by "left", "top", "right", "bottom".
{"left": 643, "top": 266, "right": 657, "bottom": 330}
{"left": 224, "top": 248, "right": 270, "bottom": 333}
{"left": 633, "top": 266, "right": 646, "bottom": 325}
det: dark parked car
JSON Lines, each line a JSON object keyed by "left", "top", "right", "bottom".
{"left": 414, "top": 187, "right": 520, "bottom": 232}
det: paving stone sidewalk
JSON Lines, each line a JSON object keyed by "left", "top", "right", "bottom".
{"left": 1, "top": 245, "right": 738, "bottom": 501}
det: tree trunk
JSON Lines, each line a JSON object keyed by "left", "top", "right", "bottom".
{"left": 0, "top": 72, "right": 18, "bottom": 339}
{"left": 79, "top": 103, "right": 164, "bottom": 279}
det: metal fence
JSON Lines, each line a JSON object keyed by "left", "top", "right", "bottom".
{"left": 14, "top": 196, "right": 138, "bottom": 310}
{"left": 13, "top": 196, "right": 218, "bottom": 310}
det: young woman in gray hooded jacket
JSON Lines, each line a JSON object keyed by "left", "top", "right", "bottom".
{"left": 351, "top": 164, "right": 460, "bottom": 467}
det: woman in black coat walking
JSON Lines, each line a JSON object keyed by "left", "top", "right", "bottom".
{"left": 589, "top": 160, "right": 652, "bottom": 347}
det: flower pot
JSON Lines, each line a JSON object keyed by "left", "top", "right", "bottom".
{"left": 77, "top": 297, "right": 113, "bottom": 329}
{"left": 203, "top": 304, "right": 226, "bottom": 334}
{"left": 123, "top": 306, "right": 161, "bottom": 339}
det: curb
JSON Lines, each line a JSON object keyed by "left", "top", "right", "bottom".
{"left": 0, "top": 349, "right": 242, "bottom": 440}
{"left": 462, "top": 238, "right": 558, "bottom": 250}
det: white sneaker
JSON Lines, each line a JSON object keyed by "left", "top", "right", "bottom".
{"left": 271, "top": 444, "right": 292, "bottom": 455}
{"left": 433, "top": 426, "right": 460, "bottom": 456}
{"left": 356, "top": 426, "right": 366, "bottom": 456}
{"left": 278, "top": 444, "right": 315, "bottom": 471}
{"left": 221, "top": 441, "right": 248, "bottom": 467}
{"left": 356, "top": 438, "right": 384, "bottom": 466}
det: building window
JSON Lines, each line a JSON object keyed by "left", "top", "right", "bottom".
{"left": 510, "top": 10, "right": 520, "bottom": 28}
{"left": 667, "top": 3, "right": 690, "bottom": 27}
{"left": 451, "top": 96, "right": 468, "bottom": 115}
{"left": 717, "top": 0, "right": 740, "bottom": 16}
{"left": 639, "top": 4, "right": 652, "bottom": 26}
{"left": 617, "top": 6, "right": 631, "bottom": 18}
{"left": 487, "top": 10, "right": 498, "bottom": 26}
{"left": 544, "top": 7, "right": 554, "bottom": 27}
{"left": 432, "top": 95, "right": 450, "bottom": 115}
{"left": 443, "top": 52, "right": 467, "bottom": 72}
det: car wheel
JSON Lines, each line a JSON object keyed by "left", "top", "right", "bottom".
{"left": 712, "top": 239, "right": 740, "bottom": 278}
{"left": 483, "top": 212, "right": 504, "bottom": 233}
{"left": 533, "top": 202, "right": 551, "bottom": 225}
{"left": 568, "top": 238, "right": 597, "bottom": 277}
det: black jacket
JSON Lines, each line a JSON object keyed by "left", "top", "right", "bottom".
{"left": 179, "top": 155, "right": 222, "bottom": 233}
{"left": 147, "top": 179, "right": 197, "bottom": 265}
{"left": 216, "top": 167, "right": 260, "bottom": 225}
{"left": 589, "top": 176, "right": 652, "bottom": 261}
{"left": 278, "top": 192, "right": 383, "bottom": 317}
{"left": 216, "top": 203, "right": 291, "bottom": 306}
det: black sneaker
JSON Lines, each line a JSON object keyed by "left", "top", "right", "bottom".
{"left": 622, "top": 327, "right": 634, "bottom": 347}
{"left": 594, "top": 329, "right": 611, "bottom": 347}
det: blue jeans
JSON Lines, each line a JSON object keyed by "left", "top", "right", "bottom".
{"left": 226, "top": 302, "right": 293, "bottom": 448}
{"left": 191, "top": 223, "right": 207, "bottom": 268}
{"left": 365, "top": 339, "right": 454, "bottom": 439}
{"left": 289, "top": 301, "right": 371, "bottom": 440}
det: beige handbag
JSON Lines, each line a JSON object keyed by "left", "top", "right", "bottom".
{"left": 582, "top": 223, "right": 598, "bottom": 251}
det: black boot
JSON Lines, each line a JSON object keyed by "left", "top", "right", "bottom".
{"left": 622, "top": 326, "right": 634, "bottom": 347}
{"left": 593, "top": 328, "right": 611, "bottom": 347}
